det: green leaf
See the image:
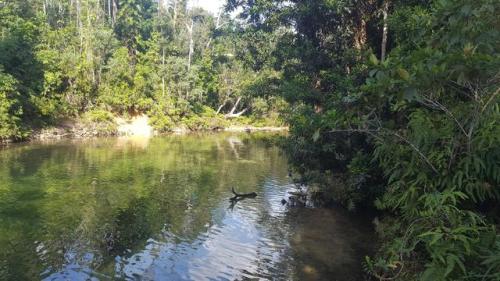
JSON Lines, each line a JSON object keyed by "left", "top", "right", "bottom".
{"left": 312, "top": 129, "right": 321, "bottom": 142}
{"left": 397, "top": 68, "right": 410, "bottom": 81}
{"left": 369, "top": 54, "right": 379, "bottom": 65}
{"left": 430, "top": 233, "right": 443, "bottom": 245}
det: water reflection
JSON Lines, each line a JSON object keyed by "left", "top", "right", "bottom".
{"left": 0, "top": 133, "right": 373, "bottom": 281}
{"left": 114, "top": 136, "right": 151, "bottom": 150}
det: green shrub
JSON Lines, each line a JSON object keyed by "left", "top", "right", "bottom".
{"left": 149, "top": 114, "right": 174, "bottom": 132}
{"left": 181, "top": 105, "right": 229, "bottom": 131}
{"left": 182, "top": 114, "right": 228, "bottom": 131}
{"left": 81, "top": 109, "right": 117, "bottom": 136}
{"left": 361, "top": 1, "right": 500, "bottom": 279}
{"left": 230, "top": 116, "right": 252, "bottom": 126}
{"left": 0, "top": 71, "right": 26, "bottom": 141}
{"left": 83, "top": 109, "right": 114, "bottom": 123}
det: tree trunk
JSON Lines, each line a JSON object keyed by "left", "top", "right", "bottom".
{"left": 112, "top": 0, "right": 117, "bottom": 26}
{"left": 173, "top": 0, "right": 178, "bottom": 34}
{"left": 206, "top": 8, "right": 223, "bottom": 49}
{"left": 225, "top": 97, "right": 247, "bottom": 118}
{"left": 107, "top": 0, "right": 111, "bottom": 23}
{"left": 216, "top": 99, "right": 227, "bottom": 114}
{"left": 162, "top": 47, "right": 166, "bottom": 97}
{"left": 353, "top": 18, "right": 367, "bottom": 51}
{"left": 229, "top": 96, "right": 242, "bottom": 115}
{"left": 225, "top": 109, "right": 248, "bottom": 118}
{"left": 381, "top": 0, "right": 389, "bottom": 62}
{"left": 76, "top": 0, "right": 83, "bottom": 52}
{"left": 158, "top": 0, "right": 161, "bottom": 18}
{"left": 186, "top": 19, "right": 194, "bottom": 71}
{"left": 69, "top": 0, "right": 73, "bottom": 25}
{"left": 215, "top": 8, "right": 222, "bottom": 28}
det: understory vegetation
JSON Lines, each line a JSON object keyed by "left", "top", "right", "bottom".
{"left": 0, "top": 0, "right": 285, "bottom": 142}
{"left": 227, "top": 0, "right": 499, "bottom": 280}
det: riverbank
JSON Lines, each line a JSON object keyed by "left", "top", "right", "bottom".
{"left": 25, "top": 114, "right": 287, "bottom": 142}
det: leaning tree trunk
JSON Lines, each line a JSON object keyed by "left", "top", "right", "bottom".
{"left": 206, "top": 8, "right": 223, "bottom": 49}
{"left": 225, "top": 97, "right": 247, "bottom": 118}
{"left": 216, "top": 99, "right": 227, "bottom": 114}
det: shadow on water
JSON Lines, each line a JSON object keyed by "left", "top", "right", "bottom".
{"left": 0, "top": 133, "right": 374, "bottom": 280}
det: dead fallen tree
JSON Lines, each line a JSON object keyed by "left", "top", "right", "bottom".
{"left": 224, "top": 97, "right": 248, "bottom": 118}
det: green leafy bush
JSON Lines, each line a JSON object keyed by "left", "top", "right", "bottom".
{"left": 362, "top": 0, "right": 500, "bottom": 279}
{"left": 183, "top": 106, "right": 228, "bottom": 131}
{"left": 81, "top": 109, "right": 117, "bottom": 135}
{"left": 149, "top": 111, "right": 175, "bottom": 133}
{"left": 83, "top": 109, "right": 115, "bottom": 123}
{"left": 0, "top": 70, "right": 25, "bottom": 141}
{"left": 231, "top": 0, "right": 499, "bottom": 280}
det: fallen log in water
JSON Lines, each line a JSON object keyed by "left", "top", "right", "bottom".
{"left": 230, "top": 187, "right": 257, "bottom": 200}
{"left": 228, "top": 187, "right": 257, "bottom": 210}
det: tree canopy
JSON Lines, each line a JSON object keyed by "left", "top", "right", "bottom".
{"left": 0, "top": 0, "right": 285, "bottom": 141}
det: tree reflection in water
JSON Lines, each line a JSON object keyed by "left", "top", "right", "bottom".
{"left": 0, "top": 133, "right": 373, "bottom": 280}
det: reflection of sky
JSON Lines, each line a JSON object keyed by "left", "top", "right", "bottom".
{"left": 40, "top": 177, "right": 293, "bottom": 280}
{"left": 42, "top": 213, "right": 272, "bottom": 280}
{"left": 38, "top": 173, "right": 372, "bottom": 281}
{"left": 2, "top": 134, "right": 377, "bottom": 281}
{"left": 42, "top": 251, "right": 101, "bottom": 281}
{"left": 113, "top": 178, "right": 290, "bottom": 280}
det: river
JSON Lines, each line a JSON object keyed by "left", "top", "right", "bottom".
{"left": 0, "top": 133, "right": 373, "bottom": 281}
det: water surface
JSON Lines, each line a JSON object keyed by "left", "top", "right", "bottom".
{"left": 0, "top": 133, "right": 373, "bottom": 280}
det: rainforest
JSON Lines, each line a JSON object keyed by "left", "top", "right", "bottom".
{"left": 0, "top": 0, "right": 499, "bottom": 280}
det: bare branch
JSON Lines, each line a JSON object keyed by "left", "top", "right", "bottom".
{"left": 329, "top": 128, "right": 439, "bottom": 174}
{"left": 420, "top": 97, "right": 468, "bottom": 138}
{"left": 481, "top": 87, "right": 499, "bottom": 113}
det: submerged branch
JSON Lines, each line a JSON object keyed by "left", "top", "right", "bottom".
{"left": 228, "top": 187, "right": 257, "bottom": 210}
{"left": 231, "top": 187, "right": 257, "bottom": 199}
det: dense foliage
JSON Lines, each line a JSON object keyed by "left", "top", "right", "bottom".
{"left": 1, "top": 0, "right": 499, "bottom": 279}
{"left": 228, "top": 0, "right": 499, "bottom": 280}
{"left": 0, "top": 0, "right": 284, "bottom": 141}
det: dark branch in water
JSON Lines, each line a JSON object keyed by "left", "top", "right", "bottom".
{"left": 228, "top": 187, "right": 257, "bottom": 211}
{"left": 231, "top": 187, "right": 257, "bottom": 199}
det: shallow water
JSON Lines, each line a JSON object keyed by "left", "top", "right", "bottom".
{"left": 0, "top": 133, "right": 373, "bottom": 281}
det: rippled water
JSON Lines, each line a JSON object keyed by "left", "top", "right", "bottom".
{"left": 0, "top": 133, "right": 373, "bottom": 281}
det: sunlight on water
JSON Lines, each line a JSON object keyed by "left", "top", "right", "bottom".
{"left": 0, "top": 133, "right": 373, "bottom": 281}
